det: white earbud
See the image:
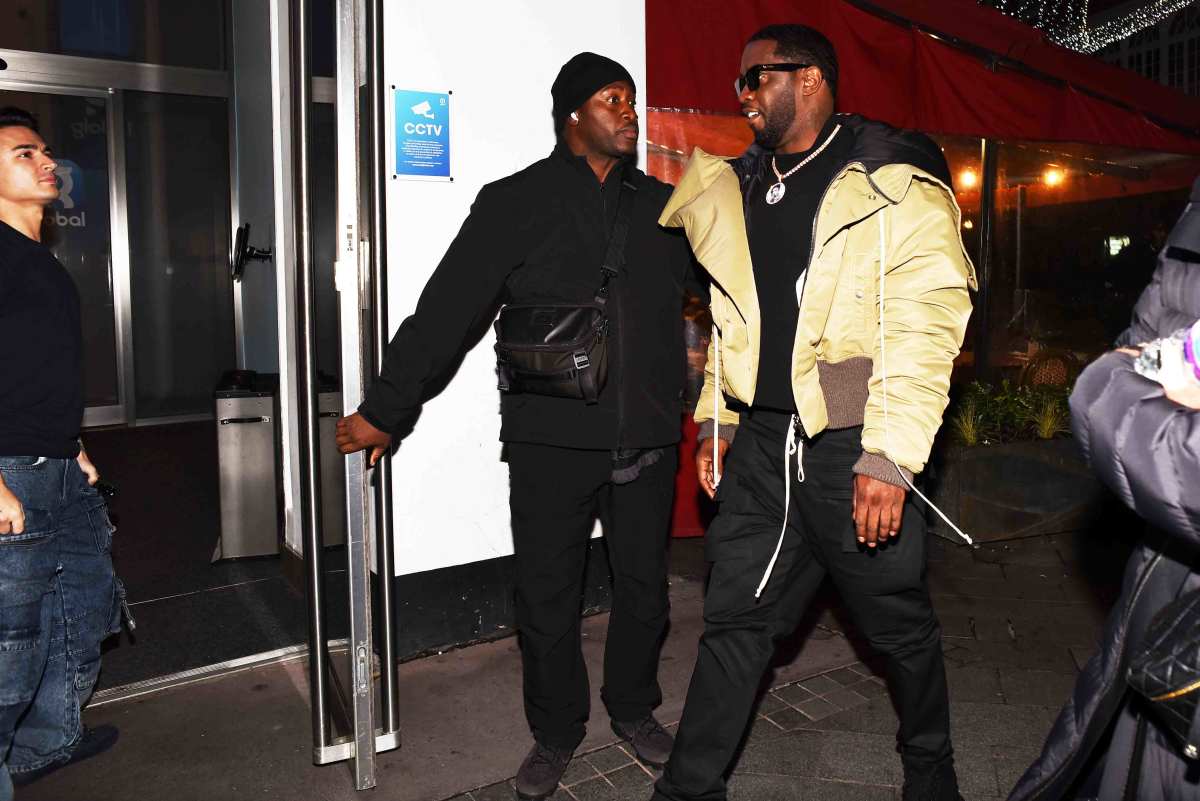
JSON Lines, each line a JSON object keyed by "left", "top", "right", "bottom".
{"left": 570, "top": 112, "right": 579, "bottom": 122}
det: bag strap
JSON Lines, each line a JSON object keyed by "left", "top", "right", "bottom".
{"left": 578, "top": 355, "right": 600, "bottom": 404}
{"left": 595, "top": 174, "right": 638, "bottom": 304}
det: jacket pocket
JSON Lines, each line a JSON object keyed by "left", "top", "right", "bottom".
{"left": 851, "top": 252, "right": 877, "bottom": 344}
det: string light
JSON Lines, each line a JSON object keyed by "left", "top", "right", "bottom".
{"left": 1061, "top": 0, "right": 1195, "bottom": 53}
{"left": 959, "top": 168, "right": 979, "bottom": 188}
{"left": 979, "top": 0, "right": 1192, "bottom": 54}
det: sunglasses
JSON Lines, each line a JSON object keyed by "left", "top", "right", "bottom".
{"left": 734, "top": 63, "right": 812, "bottom": 96}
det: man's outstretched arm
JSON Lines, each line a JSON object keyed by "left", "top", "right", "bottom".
{"left": 338, "top": 183, "right": 526, "bottom": 460}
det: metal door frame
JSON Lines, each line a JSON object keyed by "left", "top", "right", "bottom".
{"left": 275, "top": 0, "right": 400, "bottom": 788}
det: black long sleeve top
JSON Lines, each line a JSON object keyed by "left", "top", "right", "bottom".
{"left": 0, "top": 221, "right": 83, "bottom": 458}
{"left": 359, "top": 144, "right": 701, "bottom": 450}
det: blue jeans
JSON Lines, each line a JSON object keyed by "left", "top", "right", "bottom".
{"left": 0, "top": 457, "right": 122, "bottom": 800}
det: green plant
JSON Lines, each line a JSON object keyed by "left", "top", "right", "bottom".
{"left": 944, "top": 380, "right": 1072, "bottom": 445}
{"left": 1026, "top": 395, "right": 1071, "bottom": 439}
{"left": 949, "top": 394, "right": 985, "bottom": 446}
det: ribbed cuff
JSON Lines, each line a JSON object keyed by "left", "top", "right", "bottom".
{"left": 697, "top": 419, "right": 737, "bottom": 445}
{"left": 852, "top": 451, "right": 913, "bottom": 487}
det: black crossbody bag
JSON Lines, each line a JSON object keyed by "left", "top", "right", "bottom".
{"left": 493, "top": 177, "right": 635, "bottom": 404}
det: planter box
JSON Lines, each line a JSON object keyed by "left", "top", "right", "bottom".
{"left": 924, "top": 438, "right": 1105, "bottom": 544}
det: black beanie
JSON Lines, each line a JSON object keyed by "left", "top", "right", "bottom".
{"left": 551, "top": 52, "right": 635, "bottom": 132}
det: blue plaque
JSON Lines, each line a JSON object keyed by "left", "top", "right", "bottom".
{"left": 394, "top": 89, "right": 451, "bottom": 180}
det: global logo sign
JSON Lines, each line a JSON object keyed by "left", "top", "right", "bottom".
{"left": 52, "top": 160, "right": 87, "bottom": 228}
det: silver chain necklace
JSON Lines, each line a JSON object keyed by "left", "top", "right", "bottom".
{"left": 764, "top": 123, "right": 842, "bottom": 205}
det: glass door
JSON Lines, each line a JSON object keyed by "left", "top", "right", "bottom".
{"left": 0, "top": 85, "right": 127, "bottom": 426}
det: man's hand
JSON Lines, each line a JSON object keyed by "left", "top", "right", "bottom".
{"left": 852, "top": 474, "right": 906, "bottom": 548}
{"left": 0, "top": 477, "right": 24, "bottom": 535}
{"left": 335, "top": 413, "right": 392, "bottom": 466}
{"left": 696, "top": 437, "right": 731, "bottom": 499}
{"left": 76, "top": 446, "right": 100, "bottom": 486}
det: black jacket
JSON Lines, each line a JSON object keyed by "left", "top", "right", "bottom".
{"left": 1009, "top": 178, "right": 1200, "bottom": 801}
{"left": 360, "top": 144, "right": 698, "bottom": 450}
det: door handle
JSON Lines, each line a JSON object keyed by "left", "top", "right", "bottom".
{"left": 219, "top": 416, "right": 272, "bottom": 425}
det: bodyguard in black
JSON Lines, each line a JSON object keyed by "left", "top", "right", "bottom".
{"left": 337, "top": 54, "right": 698, "bottom": 800}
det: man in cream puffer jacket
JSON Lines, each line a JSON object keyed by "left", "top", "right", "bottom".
{"left": 650, "top": 24, "right": 976, "bottom": 801}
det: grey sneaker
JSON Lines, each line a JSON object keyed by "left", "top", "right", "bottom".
{"left": 515, "top": 741, "right": 574, "bottom": 800}
{"left": 611, "top": 715, "right": 674, "bottom": 767}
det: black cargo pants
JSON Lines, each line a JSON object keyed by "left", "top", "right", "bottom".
{"left": 654, "top": 409, "right": 953, "bottom": 800}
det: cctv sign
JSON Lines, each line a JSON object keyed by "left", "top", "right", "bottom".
{"left": 394, "top": 89, "right": 451, "bottom": 180}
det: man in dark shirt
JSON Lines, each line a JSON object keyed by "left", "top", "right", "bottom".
{"left": 336, "top": 55, "right": 698, "bottom": 799}
{"left": 0, "top": 107, "right": 121, "bottom": 801}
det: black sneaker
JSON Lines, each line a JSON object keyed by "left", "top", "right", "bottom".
{"left": 901, "top": 758, "right": 964, "bottom": 801}
{"left": 611, "top": 714, "right": 674, "bottom": 767}
{"left": 11, "top": 724, "right": 120, "bottom": 786}
{"left": 515, "top": 741, "right": 574, "bottom": 800}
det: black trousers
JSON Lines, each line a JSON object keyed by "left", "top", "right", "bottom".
{"left": 507, "top": 442, "right": 677, "bottom": 751}
{"left": 654, "top": 410, "right": 952, "bottom": 801}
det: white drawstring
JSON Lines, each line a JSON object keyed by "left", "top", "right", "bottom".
{"left": 877, "top": 210, "right": 974, "bottom": 547}
{"left": 712, "top": 325, "right": 722, "bottom": 487}
{"left": 755, "top": 414, "right": 802, "bottom": 598}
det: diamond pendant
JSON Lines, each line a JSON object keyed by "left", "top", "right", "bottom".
{"left": 765, "top": 182, "right": 786, "bottom": 205}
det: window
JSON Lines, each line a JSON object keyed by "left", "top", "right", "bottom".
{"left": 1146, "top": 48, "right": 1162, "bottom": 82}
{"left": 985, "top": 141, "right": 1200, "bottom": 377}
{"left": 0, "top": 1, "right": 227, "bottom": 70}
{"left": 1169, "top": 41, "right": 1185, "bottom": 88}
{"left": 1189, "top": 38, "right": 1200, "bottom": 95}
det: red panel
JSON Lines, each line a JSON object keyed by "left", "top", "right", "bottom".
{"left": 646, "top": 0, "right": 1200, "bottom": 154}
{"left": 671, "top": 416, "right": 712, "bottom": 538}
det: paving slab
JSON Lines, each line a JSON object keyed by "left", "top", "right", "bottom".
{"left": 727, "top": 774, "right": 895, "bottom": 801}
{"left": 16, "top": 566, "right": 858, "bottom": 801}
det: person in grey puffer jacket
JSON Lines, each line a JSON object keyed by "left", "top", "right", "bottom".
{"left": 1008, "top": 176, "right": 1200, "bottom": 801}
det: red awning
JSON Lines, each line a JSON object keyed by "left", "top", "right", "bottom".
{"left": 646, "top": 0, "right": 1200, "bottom": 155}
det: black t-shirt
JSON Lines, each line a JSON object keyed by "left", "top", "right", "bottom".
{"left": 0, "top": 220, "right": 83, "bottom": 458}
{"left": 749, "top": 117, "right": 853, "bottom": 411}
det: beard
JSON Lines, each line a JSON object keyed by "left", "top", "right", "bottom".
{"left": 752, "top": 91, "right": 797, "bottom": 150}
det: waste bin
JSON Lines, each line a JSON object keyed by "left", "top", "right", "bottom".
{"left": 213, "top": 371, "right": 281, "bottom": 561}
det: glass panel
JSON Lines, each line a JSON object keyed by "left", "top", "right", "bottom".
{"left": 310, "top": 102, "right": 339, "bottom": 380}
{"left": 928, "top": 134, "right": 985, "bottom": 383}
{"left": 0, "top": 0, "right": 226, "bottom": 70}
{"left": 0, "top": 89, "right": 119, "bottom": 409}
{"left": 124, "top": 91, "right": 233, "bottom": 418}
{"left": 985, "top": 140, "right": 1200, "bottom": 380}
{"left": 310, "top": 0, "right": 335, "bottom": 78}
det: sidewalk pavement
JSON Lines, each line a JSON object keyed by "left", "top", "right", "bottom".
{"left": 16, "top": 528, "right": 1130, "bottom": 801}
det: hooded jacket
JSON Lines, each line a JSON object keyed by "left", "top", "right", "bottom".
{"left": 659, "top": 114, "right": 976, "bottom": 482}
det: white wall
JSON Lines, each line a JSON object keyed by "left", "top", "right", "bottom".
{"left": 382, "top": 0, "right": 646, "bottom": 576}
